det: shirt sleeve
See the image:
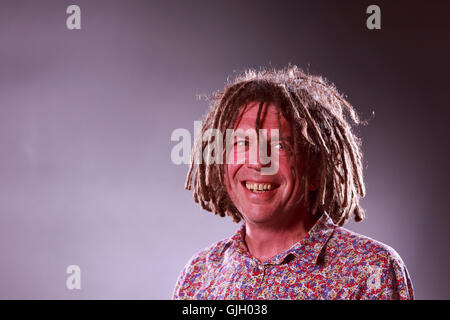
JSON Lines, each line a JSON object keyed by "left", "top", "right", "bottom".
{"left": 359, "top": 254, "right": 414, "bottom": 300}
{"left": 172, "top": 264, "right": 189, "bottom": 300}
{"left": 172, "top": 253, "right": 207, "bottom": 300}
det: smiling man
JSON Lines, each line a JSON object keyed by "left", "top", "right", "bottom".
{"left": 173, "top": 66, "right": 414, "bottom": 300}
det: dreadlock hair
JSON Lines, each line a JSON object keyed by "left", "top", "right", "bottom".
{"left": 185, "top": 65, "right": 366, "bottom": 226}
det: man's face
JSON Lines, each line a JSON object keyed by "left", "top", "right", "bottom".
{"left": 225, "top": 101, "right": 309, "bottom": 225}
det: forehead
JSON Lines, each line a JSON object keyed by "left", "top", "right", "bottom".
{"left": 234, "top": 101, "right": 293, "bottom": 136}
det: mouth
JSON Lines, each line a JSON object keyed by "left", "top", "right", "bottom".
{"left": 242, "top": 181, "right": 280, "bottom": 194}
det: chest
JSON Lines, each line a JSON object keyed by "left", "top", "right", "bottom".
{"left": 193, "top": 261, "right": 360, "bottom": 300}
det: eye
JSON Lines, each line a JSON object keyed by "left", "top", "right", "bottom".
{"left": 235, "top": 140, "right": 248, "bottom": 147}
{"left": 273, "top": 142, "right": 284, "bottom": 150}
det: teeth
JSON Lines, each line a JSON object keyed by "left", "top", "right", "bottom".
{"left": 245, "top": 182, "right": 275, "bottom": 192}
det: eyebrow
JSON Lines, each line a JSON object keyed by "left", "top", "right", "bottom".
{"left": 278, "top": 136, "right": 293, "bottom": 143}
{"left": 233, "top": 131, "right": 293, "bottom": 143}
{"left": 232, "top": 130, "right": 257, "bottom": 138}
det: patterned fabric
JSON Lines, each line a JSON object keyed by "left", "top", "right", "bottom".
{"left": 173, "top": 212, "right": 414, "bottom": 300}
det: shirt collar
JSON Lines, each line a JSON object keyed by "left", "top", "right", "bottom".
{"left": 228, "top": 211, "right": 336, "bottom": 266}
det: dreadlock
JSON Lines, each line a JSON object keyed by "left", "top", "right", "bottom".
{"left": 185, "top": 65, "right": 366, "bottom": 226}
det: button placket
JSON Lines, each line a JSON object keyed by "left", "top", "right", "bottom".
{"left": 255, "top": 264, "right": 269, "bottom": 299}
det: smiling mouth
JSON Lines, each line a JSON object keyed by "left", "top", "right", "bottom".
{"left": 243, "top": 181, "right": 280, "bottom": 193}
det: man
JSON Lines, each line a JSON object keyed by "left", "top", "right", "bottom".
{"left": 173, "top": 66, "right": 414, "bottom": 300}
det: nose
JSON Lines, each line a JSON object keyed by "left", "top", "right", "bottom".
{"left": 246, "top": 141, "right": 272, "bottom": 170}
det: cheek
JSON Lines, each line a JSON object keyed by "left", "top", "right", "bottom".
{"left": 277, "top": 155, "right": 295, "bottom": 179}
{"left": 226, "top": 163, "right": 238, "bottom": 178}
{"left": 278, "top": 155, "right": 304, "bottom": 193}
{"left": 225, "top": 163, "right": 239, "bottom": 190}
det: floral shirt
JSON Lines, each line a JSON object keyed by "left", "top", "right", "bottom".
{"left": 173, "top": 212, "right": 414, "bottom": 300}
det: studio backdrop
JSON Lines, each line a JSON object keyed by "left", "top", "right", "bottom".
{"left": 0, "top": 0, "right": 448, "bottom": 299}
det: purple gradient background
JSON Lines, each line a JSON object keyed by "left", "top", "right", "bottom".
{"left": 0, "top": 0, "right": 449, "bottom": 299}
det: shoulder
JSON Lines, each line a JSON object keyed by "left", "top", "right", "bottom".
{"left": 330, "top": 226, "right": 404, "bottom": 265}
{"left": 185, "top": 236, "right": 232, "bottom": 271}
{"left": 172, "top": 235, "right": 233, "bottom": 299}
{"left": 327, "top": 226, "right": 414, "bottom": 299}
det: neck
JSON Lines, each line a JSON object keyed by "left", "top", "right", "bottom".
{"left": 244, "top": 209, "right": 319, "bottom": 262}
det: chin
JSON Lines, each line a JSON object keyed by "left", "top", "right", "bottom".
{"left": 241, "top": 206, "right": 279, "bottom": 224}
